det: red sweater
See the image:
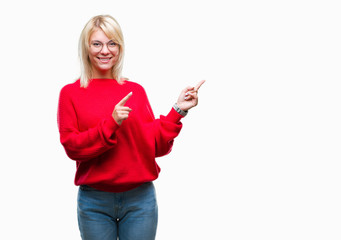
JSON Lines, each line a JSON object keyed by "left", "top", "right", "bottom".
{"left": 57, "top": 79, "right": 183, "bottom": 192}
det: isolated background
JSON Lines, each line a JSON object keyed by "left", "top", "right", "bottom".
{"left": 0, "top": 0, "right": 340, "bottom": 239}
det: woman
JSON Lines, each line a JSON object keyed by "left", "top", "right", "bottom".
{"left": 57, "top": 15, "right": 204, "bottom": 240}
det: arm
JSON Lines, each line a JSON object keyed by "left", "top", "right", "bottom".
{"left": 57, "top": 87, "right": 120, "bottom": 161}
{"left": 150, "top": 105, "right": 184, "bottom": 158}
{"left": 143, "top": 80, "right": 205, "bottom": 157}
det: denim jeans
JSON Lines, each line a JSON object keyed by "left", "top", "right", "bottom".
{"left": 77, "top": 182, "right": 158, "bottom": 240}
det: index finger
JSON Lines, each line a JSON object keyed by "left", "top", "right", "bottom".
{"left": 117, "top": 92, "right": 133, "bottom": 106}
{"left": 194, "top": 80, "right": 205, "bottom": 91}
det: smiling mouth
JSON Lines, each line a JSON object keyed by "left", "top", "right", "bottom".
{"left": 97, "top": 57, "right": 112, "bottom": 63}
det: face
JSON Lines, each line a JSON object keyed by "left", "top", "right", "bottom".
{"left": 88, "top": 28, "right": 120, "bottom": 78}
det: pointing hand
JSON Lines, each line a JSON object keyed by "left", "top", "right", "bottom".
{"left": 177, "top": 80, "right": 205, "bottom": 112}
{"left": 112, "top": 92, "right": 132, "bottom": 125}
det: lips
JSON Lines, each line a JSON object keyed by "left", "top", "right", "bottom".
{"left": 97, "top": 57, "right": 112, "bottom": 63}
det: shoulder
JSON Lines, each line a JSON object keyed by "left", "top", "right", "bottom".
{"left": 123, "top": 80, "right": 144, "bottom": 90}
{"left": 121, "top": 80, "right": 150, "bottom": 103}
{"left": 123, "top": 80, "right": 147, "bottom": 94}
{"left": 59, "top": 79, "right": 82, "bottom": 100}
{"left": 60, "top": 79, "right": 81, "bottom": 94}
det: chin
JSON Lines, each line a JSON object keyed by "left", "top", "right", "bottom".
{"left": 95, "top": 62, "right": 114, "bottom": 71}
{"left": 99, "top": 65, "right": 113, "bottom": 71}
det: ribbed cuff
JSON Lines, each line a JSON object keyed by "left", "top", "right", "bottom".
{"left": 165, "top": 108, "right": 184, "bottom": 123}
{"left": 106, "top": 116, "right": 120, "bottom": 131}
{"left": 101, "top": 117, "right": 120, "bottom": 145}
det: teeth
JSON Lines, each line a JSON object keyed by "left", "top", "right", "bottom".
{"left": 98, "top": 57, "right": 111, "bottom": 62}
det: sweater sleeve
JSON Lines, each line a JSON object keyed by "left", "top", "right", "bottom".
{"left": 153, "top": 108, "right": 183, "bottom": 157}
{"left": 141, "top": 88, "right": 183, "bottom": 158}
{"left": 57, "top": 86, "right": 120, "bottom": 161}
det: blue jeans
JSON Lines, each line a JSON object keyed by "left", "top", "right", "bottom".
{"left": 77, "top": 182, "right": 158, "bottom": 240}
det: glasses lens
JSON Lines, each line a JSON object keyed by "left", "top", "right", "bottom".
{"left": 107, "top": 41, "right": 117, "bottom": 50}
{"left": 91, "top": 41, "right": 103, "bottom": 52}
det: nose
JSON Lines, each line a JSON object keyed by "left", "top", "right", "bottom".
{"left": 100, "top": 44, "right": 110, "bottom": 54}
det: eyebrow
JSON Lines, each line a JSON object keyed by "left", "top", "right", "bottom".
{"left": 91, "top": 40, "right": 115, "bottom": 43}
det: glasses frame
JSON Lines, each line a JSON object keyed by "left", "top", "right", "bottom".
{"left": 90, "top": 40, "right": 119, "bottom": 53}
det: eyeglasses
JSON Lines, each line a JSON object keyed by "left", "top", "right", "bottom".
{"left": 90, "top": 40, "right": 119, "bottom": 52}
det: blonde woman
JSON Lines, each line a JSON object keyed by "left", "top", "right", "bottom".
{"left": 57, "top": 15, "right": 204, "bottom": 240}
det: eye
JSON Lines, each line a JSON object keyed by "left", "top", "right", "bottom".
{"left": 108, "top": 41, "right": 117, "bottom": 47}
{"left": 91, "top": 42, "right": 102, "bottom": 48}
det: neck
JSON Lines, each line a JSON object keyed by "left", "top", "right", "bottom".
{"left": 92, "top": 69, "right": 113, "bottom": 79}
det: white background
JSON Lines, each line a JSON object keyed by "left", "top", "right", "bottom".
{"left": 0, "top": 0, "right": 340, "bottom": 239}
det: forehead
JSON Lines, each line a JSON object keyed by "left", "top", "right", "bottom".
{"left": 90, "top": 28, "right": 110, "bottom": 42}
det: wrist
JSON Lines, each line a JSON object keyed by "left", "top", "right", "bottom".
{"left": 173, "top": 103, "right": 188, "bottom": 117}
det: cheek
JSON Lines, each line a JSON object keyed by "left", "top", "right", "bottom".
{"left": 113, "top": 48, "right": 120, "bottom": 57}
{"left": 112, "top": 50, "right": 120, "bottom": 63}
{"left": 89, "top": 55, "right": 98, "bottom": 67}
{"left": 88, "top": 51, "right": 97, "bottom": 63}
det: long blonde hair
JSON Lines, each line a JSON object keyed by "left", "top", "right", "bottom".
{"left": 79, "top": 15, "right": 126, "bottom": 88}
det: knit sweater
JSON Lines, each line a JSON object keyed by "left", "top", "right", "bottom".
{"left": 57, "top": 79, "right": 183, "bottom": 192}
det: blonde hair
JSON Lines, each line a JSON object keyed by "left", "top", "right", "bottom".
{"left": 79, "top": 15, "right": 126, "bottom": 88}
